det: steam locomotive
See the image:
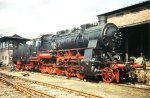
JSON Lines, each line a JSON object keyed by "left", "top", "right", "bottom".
{"left": 13, "top": 16, "right": 146, "bottom": 83}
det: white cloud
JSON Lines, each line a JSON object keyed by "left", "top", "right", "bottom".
{"left": 0, "top": 0, "right": 146, "bottom": 38}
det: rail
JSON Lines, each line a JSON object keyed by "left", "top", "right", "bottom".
{"left": 0, "top": 72, "right": 102, "bottom": 98}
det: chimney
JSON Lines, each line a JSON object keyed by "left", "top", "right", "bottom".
{"left": 98, "top": 16, "right": 107, "bottom": 28}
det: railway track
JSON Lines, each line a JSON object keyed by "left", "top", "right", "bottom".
{"left": 116, "top": 83, "right": 150, "bottom": 91}
{"left": 25, "top": 71, "right": 150, "bottom": 91}
{"left": 0, "top": 80, "right": 27, "bottom": 98}
{"left": 0, "top": 72, "right": 102, "bottom": 98}
{"left": 32, "top": 71, "right": 150, "bottom": 91}
{"left": 61, "top": 75, "right": 150, "bottom": 91}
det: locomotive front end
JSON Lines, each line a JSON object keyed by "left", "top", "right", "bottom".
{"left": 81, "top": 16, "right": 122, "bottom": 82}
{"left": 98, "top": 16, "right": 121, "bottom": 52}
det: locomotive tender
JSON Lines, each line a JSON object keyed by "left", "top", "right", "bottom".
{"left": 13, "top": 16, "right": 145, "bottom": 83}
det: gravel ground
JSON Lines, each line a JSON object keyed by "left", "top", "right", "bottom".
{"left": 0, "top": 81, "right": 27, "bottom": 98}
{"left": 0, "top": 69, "right": 150, "bottom": 98}
{"left": 14, "top": 79, "right": 87, "bottom": 98}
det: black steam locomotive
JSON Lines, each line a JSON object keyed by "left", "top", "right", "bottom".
{"left": 13, "top": 16, "right": 145, "bottom": 83}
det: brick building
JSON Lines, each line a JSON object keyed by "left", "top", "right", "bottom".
{"left": 0, "top": 34, "right": 30, "bottom": 65}
{"left": 98, "top": 0, "right": 150, "bottom": 61}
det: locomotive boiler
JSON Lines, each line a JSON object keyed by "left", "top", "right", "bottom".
{"left": 52, "top": 16, "right": 121, "bottom": 51}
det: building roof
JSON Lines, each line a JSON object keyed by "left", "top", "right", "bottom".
{"left": 97, "top": 0, "right": 149, "bottom": 16}
{"left": 0, "top": 34, "right": 30, "bottom": 42}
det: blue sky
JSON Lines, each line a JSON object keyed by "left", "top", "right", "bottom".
{"left": 0, "top": 0, "right": 146, "bottom": 38}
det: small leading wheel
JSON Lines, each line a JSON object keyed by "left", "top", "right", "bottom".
{"left": 76, "top": 72, "right": 85, "bottom": 80}
{"left": 102, "top": 67, "right": 115, "bottom": 83}
{"left": 47, "top": 67, "right": 53, "bottom": 75}
{"left": 16, "top": 64, "right": 21, "bottom": 70}
{"left": 56, "top": 68, "right": 62, "bottom": 75}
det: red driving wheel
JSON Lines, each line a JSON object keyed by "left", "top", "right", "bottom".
{"left": 65, "top": 67, "right": 72, "bottom": 77}
{"left": 40, "top": 66, "right": 46, "bottom": 74}
{"left": 102, "top": 67, "right": 115, "bottom": 83}
{"left": 76, "top": 72, "right": 85, "bottom": 80}
{"left": 56, "top": 68, "right": 62, "bottom": 75}
{"left": 47, "top": 67, "right": 53, "bottom": 75}
{"left": 65, "top": 71, "right": 72, "bottom": 77}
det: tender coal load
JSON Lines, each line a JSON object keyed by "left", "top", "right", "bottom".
{"left": 13, "top": 44, "right": 38, "bottom": 63}
{"left": 13, "top": 44, "right": 30, "bottom": 62}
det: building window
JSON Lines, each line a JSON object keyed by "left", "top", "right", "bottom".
{"left": 5, "top": 56, "right": 7, "bottom": 60}
{"left": 8, "top": 41, "right": 14, "bottom": 48}
{"left": 9, "top": 43, "right": 13, "bottom": 48}
{"left": 3, "top": 42, "right": 5, "bottom": 48}
{"left": 5, "top": 42, "right": 8, "bottom": 48}
{"left": 2, "top": 56, "right": 4, "bottom": 60}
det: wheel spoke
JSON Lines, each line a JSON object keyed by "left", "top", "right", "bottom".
{"left": 102, "top": 67, "right": 115, "bottom": 83}
{"left": 76, "top": 72, "right": 85, "bottom": 80}
{"left": 56, "top": 68, "right": 62, "bottom": 75}
{"left": 65, "top": 71, "right": 72, "bottom": 77}
{"left": 40, "top": 66, "right": 46, "bottom": 74}
{"left": 47, "top": 67, "right": 53, "bottom": 75}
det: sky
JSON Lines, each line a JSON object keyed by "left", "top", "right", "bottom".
{"left": 0, "top": 0, "right": 146, "bottom": 39}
